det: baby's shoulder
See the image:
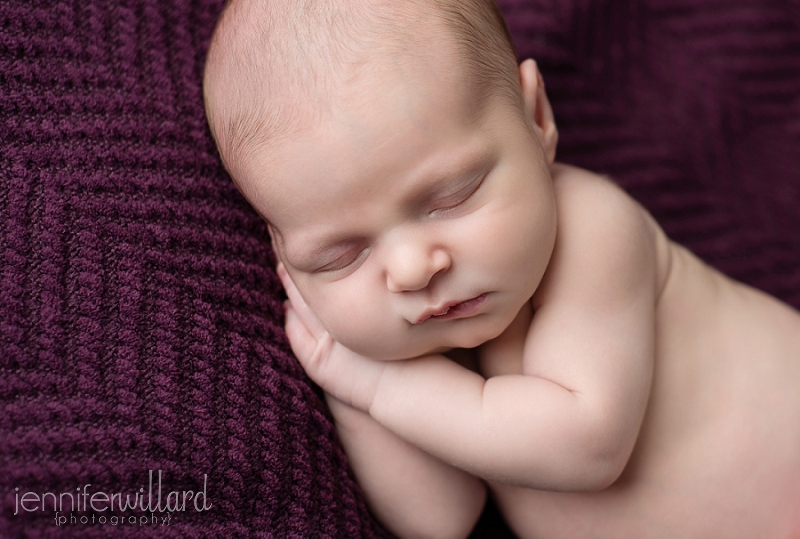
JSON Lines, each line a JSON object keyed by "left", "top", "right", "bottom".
{"left": 549, "top": 163, "right": 658, "bottom": 257}
{"left": 537, "top": 164, "right": 668, "bottom": 305}
{"left": 550, "top": 163, "right": 643, "bottom": 225}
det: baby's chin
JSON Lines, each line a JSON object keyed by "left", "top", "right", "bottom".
{"left": 335, "top": 312, "right": 516, "bottom": 361}
{"left": 345, "top": 335, "right": 492, "bottom": 362}
{"left": 378, "top": 348, "right": 456, "bottom": 362}
{"left": 329, "top": 309, "right": 518, "bottom": 361}
{"left": 340, "top": 339, "right": 453, "bottom": 362}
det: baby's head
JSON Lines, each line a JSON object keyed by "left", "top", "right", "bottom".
{"left": 204, "top": 0, "right": 559, "bottom": 360}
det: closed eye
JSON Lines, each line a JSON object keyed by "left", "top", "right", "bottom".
{"left": 428, "top": 173, "right": 486, "bottom": 216}
{"left": 315, "top": 247, "right": 369, "bottom": 274}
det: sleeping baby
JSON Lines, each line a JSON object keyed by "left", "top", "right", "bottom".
{"left": 203, "top": 0, "right": 800, "bottom": 537}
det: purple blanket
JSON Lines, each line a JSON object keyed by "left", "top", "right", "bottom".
{"left": 1, "top": 0, "right": 798, "bottom": 537}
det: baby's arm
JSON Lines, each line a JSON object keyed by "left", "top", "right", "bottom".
{"left": 287, "top": 167, "right": 658, "bottom": 491}
{"left": 374, "top": 169, "right": 657, "bottom": 489}
{"left": 327, "top": 396, "right": 486, "bottom": 538}
{"left": 279, "top": 266, "right": 486, "bottom": 537}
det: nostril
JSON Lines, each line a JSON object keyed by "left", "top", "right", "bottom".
{"left": 431, "top": 248, "right": 451, "bottom": 274}
{"left": 385, "top": 249, "right": 451, "bottom": 293}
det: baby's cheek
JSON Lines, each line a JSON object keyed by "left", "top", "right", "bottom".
{"left": 321, "top": 293, "right": 385, "bottom": 347}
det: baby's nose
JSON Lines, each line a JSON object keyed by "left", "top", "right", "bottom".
{"left": 385, "top": 239, "right": 450, "bottom": 293}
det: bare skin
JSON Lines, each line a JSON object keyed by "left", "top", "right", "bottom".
{"left": 278, "top": 166, "right": 800, "bottom": 539}
{"left": 211, "top": 20, "right": 800, "bottom": 538}
{"left": 477, "top": 168, "right": 800, "bottom": 539}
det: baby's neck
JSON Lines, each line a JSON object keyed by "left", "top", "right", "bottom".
{"left": 443, "top": 347, "right": 480, "bottom": 373}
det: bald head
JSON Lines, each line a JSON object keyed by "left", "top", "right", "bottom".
{"left": 203, "top": 0, "right": 519, "bottom": 183}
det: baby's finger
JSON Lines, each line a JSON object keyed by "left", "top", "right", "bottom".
{"left": 277, "top": 264, "right": 327, "bottom": 338}
{"left": 277, "top": 263, "right": 304, "bottom": 307}
{"left": 276, "top": 263, "right": 301, "bottom": 299}
{"left": 284, "top": 301, "right": 321, "bottom": 366}
{"left": 276, "top": 262, "right": 291, "bottom": 291}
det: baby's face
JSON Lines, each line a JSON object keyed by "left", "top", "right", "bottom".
{"left": 239, "top": 56, "right": 557, "bottom": 360}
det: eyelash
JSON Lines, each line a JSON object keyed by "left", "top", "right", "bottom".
{"left": 317, "top": 247, "right": 368, "bottom": 274}
{"left": 429, "top": 174, "right": 486, "bottom": 216}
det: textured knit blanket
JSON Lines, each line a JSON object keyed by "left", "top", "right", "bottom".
{"left": 1, "top": 1, "right": 798, "bottom": 537}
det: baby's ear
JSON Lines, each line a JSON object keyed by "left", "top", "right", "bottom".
{"left": 519, "top": 59, "right": 558, "bottom": 164}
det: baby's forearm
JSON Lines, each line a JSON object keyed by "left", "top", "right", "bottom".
{"left": 327, "top": 395, "right": 486, "bottom": 537}
{"left": 369, "top": 355, "right": 628, "bottom": 491}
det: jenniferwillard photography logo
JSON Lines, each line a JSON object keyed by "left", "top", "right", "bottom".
{"left": 11, "top": 470, "right": 212, "bottom": 528}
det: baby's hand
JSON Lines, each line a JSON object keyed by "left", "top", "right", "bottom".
{"left": 277, "top": 264, "right": 386, "bottom": 412}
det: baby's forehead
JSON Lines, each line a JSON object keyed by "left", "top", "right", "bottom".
{"left": 214, "top": 0, "right": 435, "bottom": 77}
{"left": 235, "top": 59, "right": 480, "bottom": 220}
{"left": 206, "top": 0, "right": 459, "bottom": 174}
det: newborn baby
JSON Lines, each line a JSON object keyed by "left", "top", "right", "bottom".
{"left": 203, "top": 1, "right": 800, "bottom": 537}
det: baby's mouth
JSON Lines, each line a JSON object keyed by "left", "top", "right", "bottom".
{"left": 431, "top": 306, "right": 452, "bottom": 318}
{"left": 415, "top": 294, "right": 488, "bottom": 324}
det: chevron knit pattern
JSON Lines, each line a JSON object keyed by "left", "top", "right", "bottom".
{"left": 0, "top": 1, "right": 389, "bottom": 537}
{"left": 1, "top": 1, "right": 799, "bottom": 538}
{"left": 502, "top": 0, "right": 800, "bottom": 307}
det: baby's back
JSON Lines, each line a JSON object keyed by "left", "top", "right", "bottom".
{"left": 489, "top": 167, "right": 800, "bottom": 538}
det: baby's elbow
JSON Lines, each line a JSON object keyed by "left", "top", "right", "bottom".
{"left": 581, "top": 454, "right": 628, "bottom": 491}
{"left": 577, "top": 434, "right": 633, "bottom": 491}
{"left": 535, "top": 455, "right": 625, "bottom": 492}
{"left": 513, "top": 424, "right": 634, "bottom": 491}
{"left": 568, "top": 405, "right": 642, "bottom": 491}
